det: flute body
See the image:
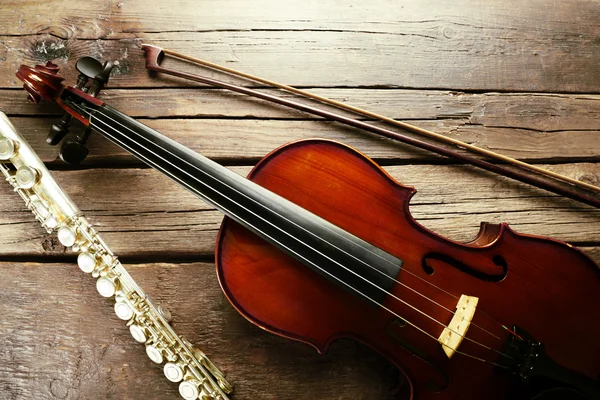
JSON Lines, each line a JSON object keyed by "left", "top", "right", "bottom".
{"left": 0, "top": 111, "right": 232, "bottom": 400}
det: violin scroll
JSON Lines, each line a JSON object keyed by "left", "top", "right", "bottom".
{"left": 16, "top": 61, "right": 64, "bottom": 104}
{"left": 16, "top": 57, "right": 114, "bottom": 165}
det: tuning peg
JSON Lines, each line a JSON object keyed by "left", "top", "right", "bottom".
{"left": 47, "top": 57, "right": 114, "bottom": 165}
{"left": 87, "top": 61, "right": 114, "bottom": 96}
{"left": 59, "top": 128, "right": 91, "bottom": 165}
{"left": 31, "top": 56, "right": 115, "bottom": 165}
{"left": 47, "top": 57, "right": 102, "bottom": 147}
{"left": 76, "top": 56, "right": 104, "bottom": 79}
{"left": 57, "top": 59, "right": 113, "bottom": 165}
{"left": 47, "top": 114, "right": 72, "bottom": 145}
{"left": 98, "top": 61, "right": 114, "bottom": 83}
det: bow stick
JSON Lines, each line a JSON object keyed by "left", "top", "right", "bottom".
{"left": 141, "top": 44, "right": 600, "bottom": 209}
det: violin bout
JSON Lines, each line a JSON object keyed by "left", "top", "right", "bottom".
{"left": 216, "top": 139, "right": 600, "bottom": 400}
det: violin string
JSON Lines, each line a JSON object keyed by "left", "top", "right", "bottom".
{"left": 69, "top": 101, "right": 513, "bottom": 365}
{"left": 78, "top": 101, "right": 517, "bottom": 361}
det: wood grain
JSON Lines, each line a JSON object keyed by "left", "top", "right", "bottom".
{"left": 0, "top": 165, "right": 597, "bottom": 259}
{"left": 0, "top": 0, "right": 599, "bottom": 92}
{"left": 0, "top": 0, "right": 599, "bottom": 399}
{"left": 2, "top": 116, "right": 599, "bottom": 165}
{"left": 2, "top": 0, "right": 597, "bottom": 37}
{"left": 0, "top": 261, "right": 396, "bottom": 400}
{"left": 3, "top": 88, "right": 600, "bottom": 130}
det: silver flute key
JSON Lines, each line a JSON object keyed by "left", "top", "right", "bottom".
{"left": 0, "top": 111, "right": 232, "bottom": 399}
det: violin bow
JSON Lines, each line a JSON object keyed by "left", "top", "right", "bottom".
{"left": 141, "top": 44, "right": 600, "bottom": 209}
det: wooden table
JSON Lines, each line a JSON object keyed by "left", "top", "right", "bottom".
{"left": 0, "top": 1, "right": 598, "bottom": 399}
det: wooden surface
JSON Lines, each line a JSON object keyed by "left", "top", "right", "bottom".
{"left": 0, "top": 1, "right": 599, "bottom": 399}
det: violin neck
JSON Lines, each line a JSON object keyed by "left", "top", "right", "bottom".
{"left": 86, "top": 104, "right": 403, "bottom": 303}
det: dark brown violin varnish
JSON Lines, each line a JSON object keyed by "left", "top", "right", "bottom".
{"left": 0, "top": 1, "right": 599, "bottom": 399}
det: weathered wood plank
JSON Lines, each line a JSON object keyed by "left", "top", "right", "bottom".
{"left": 0, "top": 165, "right": 598, "bottom": 260}
{"left": 0, "top": 88, "right": 508, "bottom": 119}
{"left": 0, "top": 261, "right": 396, "bottom": 399}
{"left": 1, "top": 257, "right": 600, "bottom": 399}
{"left": 1, "top": 0, "right": 599, "bottom": 94}
{"left": 1, "top": 1, "right": 598, "bottom": 399}
{"left": 3, "top": 87, "right": 598, "bottom": 164}
{"left": 4, "top": 89, "right": 600, "bottom": 132}
{"left": 2, "top": 0, "right": 599, "bottom": 39}
{"left": 1, "top": 22, "right": 599, "bottom": 92}
{"left": 4, "top": 116, "right": 599, "bottom": 165}
{"left": 585, "top": 246, "right": 600, "bottom": 261}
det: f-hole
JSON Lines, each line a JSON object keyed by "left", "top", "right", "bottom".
{"left": 422, "top": 252, "right": 508, "bottom": 282}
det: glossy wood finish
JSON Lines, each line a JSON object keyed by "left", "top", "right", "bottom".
{"left": 2, "top": 2, "right": 600, "bottom": 398}
{"left": 217, "top": 140, "right": 600, "bottom": 399}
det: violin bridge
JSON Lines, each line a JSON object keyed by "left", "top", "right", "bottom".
{"left": 438, "top": 294, "right": 479, "bottom": 358}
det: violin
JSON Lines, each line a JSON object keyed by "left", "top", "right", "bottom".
{"left": 17, "top": 61, "right": 600, "bottom": 400}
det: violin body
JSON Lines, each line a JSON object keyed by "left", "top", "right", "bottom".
{"left": 216, "top": 139, "right": 600, "bottom": 399}
{"left": 14, "top": 61, "right": 600, "bottom": 400}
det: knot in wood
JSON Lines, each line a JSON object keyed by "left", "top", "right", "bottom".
{"left": 442, "top": 25, "right": 457, "bottom": 39}
{"left": 577, "top": 173, "right": 599, "bottom": 186}
{"left": 41, "top": 235, "right": 66, "bottom": 252}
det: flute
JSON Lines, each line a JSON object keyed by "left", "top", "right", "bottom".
{"left": 0, "top": 111, "right": 232, "bottom": 400}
